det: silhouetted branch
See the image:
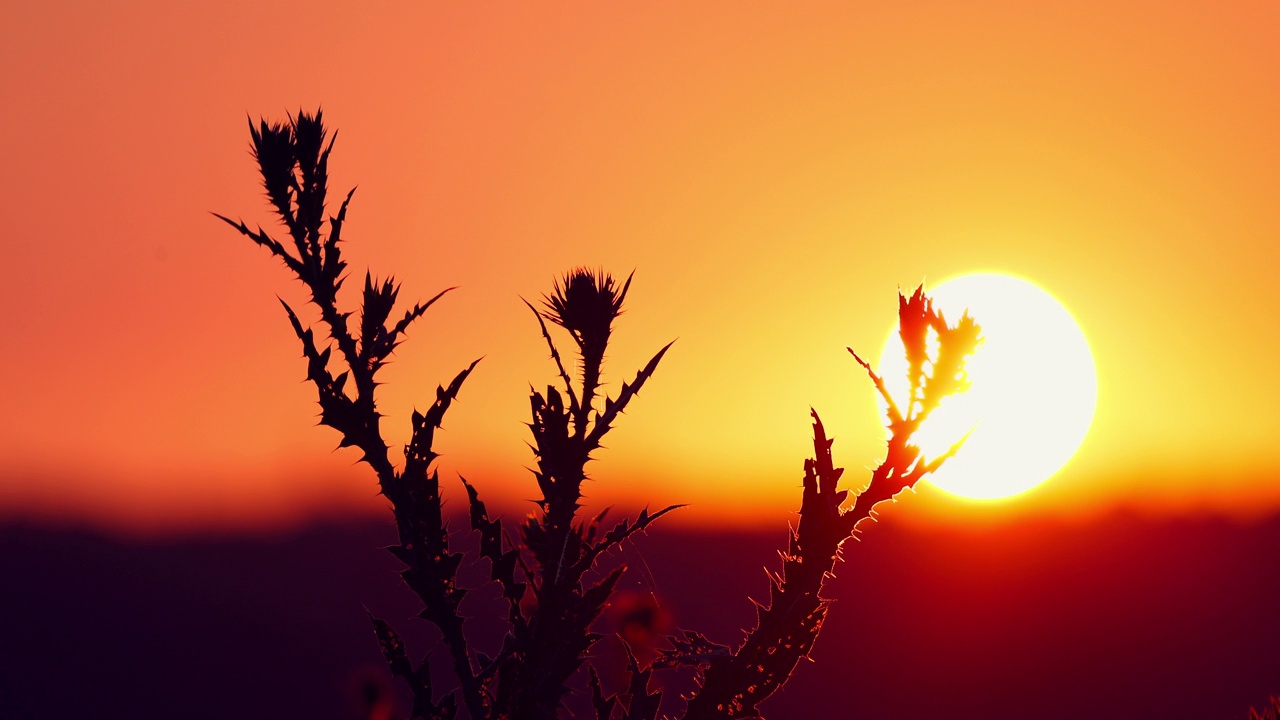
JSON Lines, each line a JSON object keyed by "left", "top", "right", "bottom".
{"left": 587, "top": 341, "right": 675, "bottom": 451}
{"left": 589, "top": 666, "right": 618, "bottom": 720}
{"left": 847, "top": 347, "right": 903, "bottom": 428}
{"left": 679, "top": 286, "right": 981, "bottom": 720}
{"left": 620, "top": 642, "right": 662, "bottom": 720}
{"left": 369, "top": 610, "right": 457, "bottom": 720}
{"left": 220, "top": 110, "right": 486, "bottom": 720}
{"left": 681, "top": 412, "right": 849, "bottom": 720}
{"left": 462, "top": 475, "right": 529, "bottom": 639}
{"left": 494, "top": 268, "right": 677, "bottom": 720}
{"left": 572, "top": 504, "right": 686, "bottom": 579}
{"left": 540, "top": 269, "right": 633, "bottom": 440}
{"left": 524, "top": 297, "right": 581, "bottom": 423}
{"left": 212, "top": 214, "right": 307, "bottom": 276}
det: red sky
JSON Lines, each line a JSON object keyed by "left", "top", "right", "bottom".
{"left": 2, "top": 1, "right": 1278, "bottom": 533}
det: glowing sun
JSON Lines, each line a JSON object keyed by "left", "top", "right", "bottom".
{"left": 877, "top": 273, "right": 1097, "bottom": 501}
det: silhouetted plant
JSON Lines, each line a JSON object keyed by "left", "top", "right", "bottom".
{"left": 483, "top": 269, "right": 678, "bottom": 720}
{"left": 641, "top": 287, "right": 981, "bottom": 720}
{"left": 217, "top": 110, "right": 482, "bottom": 718}
{"left": 220, "top": 110, "right": 980, "bottom": 720}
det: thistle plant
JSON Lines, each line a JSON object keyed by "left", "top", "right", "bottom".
{"left": 220, "top": 110, "right": 980, "bottom": 720}
{"left": 216, "top": 110, "right": 483, "bottom": 718}
{"left": 480, "top": 269, "right": 678, "bottom": 719}
{"left": 623, "top": 287, "right": 982, "bottom": 720}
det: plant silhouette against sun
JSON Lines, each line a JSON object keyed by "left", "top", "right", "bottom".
{"left": 219, "top": 110, "right": 981, "bottom": 720}
{"left": 666, "top": 287, "right": 981, "bottom": 720}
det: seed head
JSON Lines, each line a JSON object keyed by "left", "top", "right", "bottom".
{"left": 541, "top": 268, "right": 631, "bottom": 347}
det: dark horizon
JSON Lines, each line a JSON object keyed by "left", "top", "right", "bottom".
{"left": 4, "top": 509, "right": 1277, "bottom": 719}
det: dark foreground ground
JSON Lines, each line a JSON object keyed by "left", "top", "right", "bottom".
{"left": 2, "top": 511, "right": 1278, "bottom": 719}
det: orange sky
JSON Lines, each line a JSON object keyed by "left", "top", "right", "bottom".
{"left": 2, "top": 1, "right": 1278, "bottom": 534}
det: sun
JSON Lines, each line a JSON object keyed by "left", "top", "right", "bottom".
{"left": 876, "top": 273, "right": 1097, "bottom": 501}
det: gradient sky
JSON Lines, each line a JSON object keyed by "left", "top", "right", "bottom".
{"left": 2, "top": 1, "right": 1278, "bottom": 533}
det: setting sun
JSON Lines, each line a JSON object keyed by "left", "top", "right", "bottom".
{"left": 878, "top": 273, "right": 1097, "bottom": 501}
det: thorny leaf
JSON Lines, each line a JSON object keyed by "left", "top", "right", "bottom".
{"left": 572, "top": 504, "right": 685, "bottom": 578}
{"left": 368, "top": 611, "right": 414, "bottom": 680}
{"left": 898, "top": 285, "right": 933, "bottom": 415}
{"left": 621, "top": 642, "right": 662, "bottom": 720}
{"left": 523, "top": 297, "right": 582, "bottom": 423}
{"left": 461, "top": 475, "right": 528, "bottom": 627}
{"left": 588, "top": 340, "right": 675, "bottom": 449}
{"left": 921, "top": 309, "right": 982, "bottom": 419}
{"left": 590, "top": 666, "right": 619, "bottom": 720}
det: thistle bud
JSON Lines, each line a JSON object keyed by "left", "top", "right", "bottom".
{"left": 542, "top": 268, "right": 631, "bottom": 351}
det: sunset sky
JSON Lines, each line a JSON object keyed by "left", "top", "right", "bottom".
{"left": 2, "top": 1, "right": 1278, "bottom": 534}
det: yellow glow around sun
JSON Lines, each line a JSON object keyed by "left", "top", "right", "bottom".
{"left": 877, "top": 273, "right": 1097, "bottom": 501}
